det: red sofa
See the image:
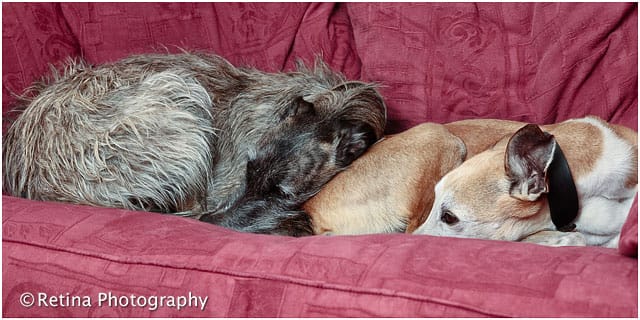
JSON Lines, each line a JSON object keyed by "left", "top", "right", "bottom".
{"left": 2, "top": 3, "right": 637, "bottom": 317}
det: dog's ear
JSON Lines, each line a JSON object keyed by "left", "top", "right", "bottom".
{"left": 330, "top": 81, "right": 387, "bottom": 141}
{"left": 504, "top": 124, "right": 556, "bottom": 201}
{"left": 284, "top": 96, "right": 315, "bottom": 119}
{"left": 335, "top": 120, "right": 376, "bottom": 168}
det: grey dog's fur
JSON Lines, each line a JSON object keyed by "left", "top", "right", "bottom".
{"left": 3, "top": 52, "right": 386, "bottom": 236}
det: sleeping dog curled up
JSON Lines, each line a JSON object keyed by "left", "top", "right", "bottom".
{"left": 414, "top": 117, "right": 637, "bottom": 248}
{"left": 2, "top": 52, "right": 387, "bottom": 236}
{"left": 305, "top": 121, "right": 522, "bottom": 235}
{"left": 306, "top": 117, "right": 637, "bottom": 247}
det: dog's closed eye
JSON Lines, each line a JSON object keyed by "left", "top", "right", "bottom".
{"left": 440, "top": 209, "right": 459, "bottom": 225}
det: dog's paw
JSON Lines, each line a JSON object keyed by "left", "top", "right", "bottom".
{"left": 199, "top": 212, "right": 224, "bottom": 224}
{"left": 205, "top": 198, "right": 314, "bottom": 237}
{"left": 520, "top": 230, "right": 587, "bottom": 247}
{"left": 271, "top": 211, "right": 314, "bottom": 237}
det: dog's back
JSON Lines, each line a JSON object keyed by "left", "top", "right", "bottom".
{"left": 2, "top": 56, "right": 219, "bottom": 213}
{"left": 444, "top": 119, "right": 528, "bottom": 158}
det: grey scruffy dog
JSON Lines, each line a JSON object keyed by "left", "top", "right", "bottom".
{"left": 2, "top": 52, "right": 386, "bottom": 236}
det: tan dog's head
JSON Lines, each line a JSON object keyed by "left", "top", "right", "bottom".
{"left": 413, "top": 124, "right": 557, "bottom": 241}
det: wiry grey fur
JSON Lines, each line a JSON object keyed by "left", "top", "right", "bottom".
{"left": 3, "top": 53, "right": 387, "bottom": 236}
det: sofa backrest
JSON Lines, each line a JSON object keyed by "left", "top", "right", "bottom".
{"left": 3, "top": 3, "right": 637, "bottom": 134}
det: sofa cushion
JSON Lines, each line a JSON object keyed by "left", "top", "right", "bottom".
{"left": 3, "top": 196, "right": 637, "bottom": 317}
{"left": 347, "top": 3, "right": 638, "bottom": 133}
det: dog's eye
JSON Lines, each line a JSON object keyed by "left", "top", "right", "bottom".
{"left": 440, "top": 210, "right": 459, "bottom": 225}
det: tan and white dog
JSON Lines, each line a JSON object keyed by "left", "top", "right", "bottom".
{"left": 304, "top": 121, "right": 524, "bottom": 235}
{"left": 414, "top": 116, "right": 638, "bottom": 248}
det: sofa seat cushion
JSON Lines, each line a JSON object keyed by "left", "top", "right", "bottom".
{"left": 3, "top": 196, "right": 637, "bottom": 317}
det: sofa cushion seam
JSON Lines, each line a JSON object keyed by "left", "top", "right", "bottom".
{"left": 3, "top": 237, "right": 508, "bottom": 317}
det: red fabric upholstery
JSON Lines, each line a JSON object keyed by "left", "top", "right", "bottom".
{"left": 3, "top": 196, "right": 637, "bottom": 317}
{"left": 2, "top": 2, "right": 637, "bottom": 317}
{"left": 347, "top": 3, "right": 638, "bottom": 133}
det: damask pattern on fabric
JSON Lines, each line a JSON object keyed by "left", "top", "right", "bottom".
{"left": 2, "top": 2, "right": 637, "bottom": 317}
{"left": 348, "top": 3, "right": 638, "bottom": 133}
{"left": 3, "top": 196, "right": 637, "bottom": 317}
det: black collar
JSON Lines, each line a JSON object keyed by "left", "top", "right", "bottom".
{"left": 546, "top": 141, "right": 579, "bottom": 232}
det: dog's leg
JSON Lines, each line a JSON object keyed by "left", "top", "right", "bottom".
{"left": 573, "top": 196, "right": 633, "bottom": 248}
{"left": 520, "top": 230, "right": 587, "bottom": 247}
{"left": 200, "top": 199, "right": 313, "bottom": 237}
{"left": 200, "top": 147, "right": 318, "bottom": 236}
